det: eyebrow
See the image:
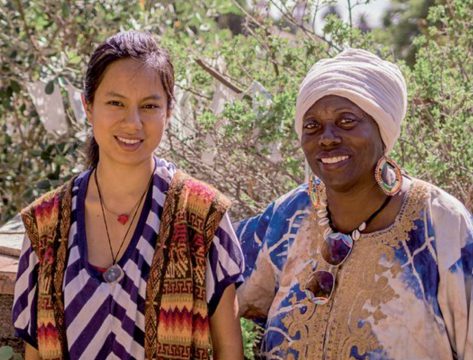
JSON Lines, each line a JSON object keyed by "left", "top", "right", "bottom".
{"left": 105, "top": 91, "right": 162, "bottom": 101}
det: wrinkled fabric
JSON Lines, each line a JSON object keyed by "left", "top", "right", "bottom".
{"left": 237, "top": 179, "right": 473, "bottom": 360}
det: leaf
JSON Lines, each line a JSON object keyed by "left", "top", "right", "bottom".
{"left": 62, "top": 2, "right": 70, "bottom": 17}
{"left": 45, "top": 80, "right": 55, "bottom": 95}
{"left": 10, "top": 80, "right": 21, "bottom": 93}
{"left": 36, "top": 179, "right": 51, "bottom": 190}
{"left": 0, "top": 346, "right": 13, "bottom": 360}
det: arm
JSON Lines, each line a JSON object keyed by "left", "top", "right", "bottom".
{"left": 12, "top": 235, "right": 39, "bottom": 353}
{"left": 432, "top": 192, "right": 473, "bottom": 359}
{"left": 25, "top": 343, "right": 40, "bottom": 360}
{"left": 234, "top": 204, "right": 276, "bottom": 320}
{"left": 210, "top": 284, "right": 244, "bottom": 360}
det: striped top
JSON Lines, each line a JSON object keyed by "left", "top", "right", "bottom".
{"left": 13, "top": 158, "right": 244, "bottom": 359}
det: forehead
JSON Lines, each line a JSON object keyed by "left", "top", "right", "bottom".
{"left": 303, "top": 95, "right": 369, "bottom": 119}
{"left": 96, "top": 58, "right": 164, "bottom": 96}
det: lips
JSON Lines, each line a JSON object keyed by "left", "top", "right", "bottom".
{"left": 317, "top": 152, "right": 351, "bottom": 169}
{"left": 320, "top": 155, "right": 349, "bottom": 164}
{"left": 116, "top": 136, "right": 142, "bottom": 144}
{"left": 114, "top": 135, "right": 144, "bottom": 150}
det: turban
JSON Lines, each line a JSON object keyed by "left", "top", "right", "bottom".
{"left": 294, "top": 48, "right": 407, "bottom": 154}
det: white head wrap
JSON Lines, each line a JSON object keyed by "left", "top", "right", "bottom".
{"left": 294, "top": 48, "right": 407, "bottom": 154}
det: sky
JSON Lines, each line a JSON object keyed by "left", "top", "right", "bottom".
{"left": 329, "top": 0, "right": 391, "bottom": 28}
{"left": 268, "top": 0, "right": 392, "bottom": 30}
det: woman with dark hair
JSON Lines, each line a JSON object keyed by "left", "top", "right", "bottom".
{"left": 236, "top": 49, "right": 473, "bottom": 359}
{"left": 13, "top": 31, "right": 244, "bottom": 360}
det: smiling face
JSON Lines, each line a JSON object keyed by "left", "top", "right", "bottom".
{"left": 301, "top": 95, "right": 384, "bottom": 193}
{"left": 84, "top": 58, "right": 169, "bottom": 168}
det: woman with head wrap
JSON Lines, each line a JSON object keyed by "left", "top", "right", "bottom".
{"left": 236, "top": 49, "right": 473, "bottom": 359}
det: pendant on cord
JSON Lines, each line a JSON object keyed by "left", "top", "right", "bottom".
{"left": 117, "top": 214, "right": 129, "bottom": 225}
{"left": 103, "top": 264, "right": 124, "bottom": 283}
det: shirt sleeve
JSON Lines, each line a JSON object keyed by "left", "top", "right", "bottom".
{"left": 206, "top": 212, "right": 244, "bottom": 317}
{"left": 433, "top": 191, "right": 473, "bottom": 360}
{"left": 234, "top": 202, "right": 277, "bottom": 322}
{"left": 12, "top": 234, "right": 39, "bottom": 348}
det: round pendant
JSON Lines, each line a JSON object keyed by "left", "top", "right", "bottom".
{"left": 103, "top": 264, "right": 124, "bottom": 283}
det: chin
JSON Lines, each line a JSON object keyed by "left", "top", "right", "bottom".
{"left": 315, "top": 171, "right": 357, "bottom": 193}
{"left": 101, "top": 150, "right": 153, "bottom": 168}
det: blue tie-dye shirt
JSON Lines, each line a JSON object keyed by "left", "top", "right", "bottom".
{"left": 236, "top": 179, "right": 473, "bottom": 360}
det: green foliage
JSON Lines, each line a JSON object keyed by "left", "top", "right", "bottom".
{"left": 1, "top": 0, "right": 473, "bottom": 357}
{"left": 0, "top": 346, "right": 22, "bottom": 360}
{"left": 380, "top": 0, "right": 436, "bottom": 65}
{"left": 241, "top": 319, "right": 262, "bottom": 359}
{"left": 396, "top": 0, "right": 473, "bottom": 204}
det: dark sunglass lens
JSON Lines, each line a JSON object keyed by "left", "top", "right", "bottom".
{"left": 321, "top": 232, "right": 353, "bottom": 265}
{"left": 304, "top": 270, "right": 334, "bottom": 305}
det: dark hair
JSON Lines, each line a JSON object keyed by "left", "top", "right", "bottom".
{"left": 83, "top": 30, "right": 175, "bottom": 168}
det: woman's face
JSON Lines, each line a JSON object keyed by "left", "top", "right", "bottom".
{"left": 301, "top": 95, "right": 384, "bottom": 193}
{"left": 84, "top": 58, "right": 169, "bottom": 168}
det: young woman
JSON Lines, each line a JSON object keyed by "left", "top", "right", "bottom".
{"left": 13, "top": 31, "right": 244, "bottom": 360}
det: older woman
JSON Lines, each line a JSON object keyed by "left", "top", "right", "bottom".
{"left": 236, "top": 49, "right": 473, "bottom": 359}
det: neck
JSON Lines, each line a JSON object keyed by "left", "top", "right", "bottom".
{"left": 95, "top": 156, "right": 155, "bottom": 200}
{"left": 325, "top": 180, "right": 387, "bottom": 233}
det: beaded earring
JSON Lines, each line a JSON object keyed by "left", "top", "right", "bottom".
{"left": 374, "top": 156, "right": 402, "bottom": 196}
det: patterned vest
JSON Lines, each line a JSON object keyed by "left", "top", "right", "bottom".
{"left": 20, "top": 170, "right": 230, "bottom": 360}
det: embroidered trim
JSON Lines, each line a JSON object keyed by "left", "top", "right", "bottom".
{"left": 268, "top": 179, "right": 431, "bottom": 359}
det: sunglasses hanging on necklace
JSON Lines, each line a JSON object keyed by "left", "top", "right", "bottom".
{"left": 305, "top": 175, "right": 392, "bottom": 304}
{"left": 93, "top": 169, "right": 153, "bottom": 284}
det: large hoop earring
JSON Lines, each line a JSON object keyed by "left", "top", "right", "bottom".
{"left": 308, "top": 174, "right": 327, "bottom": 209}
{"left": 375, "top": 156, "right": 402, "bottom": 196}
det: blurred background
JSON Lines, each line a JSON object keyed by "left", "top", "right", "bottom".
{"left": 0, "top": 0, "right": 472, "bottom": 358}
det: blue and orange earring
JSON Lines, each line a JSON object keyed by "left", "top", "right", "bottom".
{"left": 375, "top": 156, "right": 402, "bottom": 196}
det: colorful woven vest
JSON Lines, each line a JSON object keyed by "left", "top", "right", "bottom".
{"left": 21, "top": 170, "right": 230, "bottom": 360}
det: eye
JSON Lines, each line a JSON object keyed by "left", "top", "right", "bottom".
{"left": 338, "top": 115, "right": 358, "bottom": 128}
{"left": 107, "top": 100, "right": 123, "bottom": 107}
{"left": 142, "top": 103, "right": 160, "bottom": 110}
{"left": 303, "top": 119, "right": 320, "bottom": 132}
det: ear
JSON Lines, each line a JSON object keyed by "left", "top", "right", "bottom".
{"left": 165, "top": 108, "right": 172, "bottom": 127}
{"left": 81, "top": 94, "right": 93, "bottom": 124}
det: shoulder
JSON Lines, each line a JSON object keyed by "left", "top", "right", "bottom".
{"left": 172, "top": 169, "right": 231, "bottom": 211}
{"left": 265, "top": 183, "right": 312, "bottom": 221}
{"left": 412, "top": 178, "right": 471, "bottom": 222}
{"left": 410, "top": 179, "right": 472, "bottom": 262}
{"left": 21, "top": 177, "right": 76, "bottom": 218}
{"left": 154, "top": 157, "right": 178, "bottom": 185}
{"left": 236, "top": 183, "right": 311, "bottom": 240}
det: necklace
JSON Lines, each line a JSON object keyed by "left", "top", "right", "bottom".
{"left": 94, "top": 169, "right": 152, "bottom": 283}
{"left": 309, "top": 175, "right": 392, "bottom": 241}
{"left": 102, "top": 195, "right": 143, "bottom": 225}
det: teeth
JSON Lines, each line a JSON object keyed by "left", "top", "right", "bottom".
{"left": 117, "top": 137, "right": 141, "bottom": 145}
{"left": 320, "top": 155, "right": 349, "bottom": 164}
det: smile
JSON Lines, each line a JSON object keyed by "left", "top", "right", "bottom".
{"left": 320, "top": 155, "right": 349, "bottom": 164}
{"left": 116, "top": 136, "right": 142, "bottom": 145}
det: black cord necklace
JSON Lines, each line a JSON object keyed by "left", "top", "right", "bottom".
{"left": 327, "top": 195, "right": 392, "bottom": 239}
{"left": 93, "top": 169, "right": 152, "bottom": 283}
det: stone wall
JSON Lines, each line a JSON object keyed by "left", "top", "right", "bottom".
{"left": 0, "top": 294, "right": 22, "bottom": 353}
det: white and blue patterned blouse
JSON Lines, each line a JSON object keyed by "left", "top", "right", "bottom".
{"left": 13, "top": 157, "right": 244, "bottom": 359}
{"left": 236, "top": 178, "right": 473, "bottom": 360}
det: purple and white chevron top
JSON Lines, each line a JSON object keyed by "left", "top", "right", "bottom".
{"left": 12, "top": 157, "right": 244, "bottom": 359}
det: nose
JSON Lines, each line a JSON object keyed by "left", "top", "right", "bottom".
{"left": 124, "top": 107, "right": 143, "bottom": 129}
{"left": 318, "top": 124, "right": 341, "bottom": 147}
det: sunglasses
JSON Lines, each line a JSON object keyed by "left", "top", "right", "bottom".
{"left": 304, "top": 231, "right": 353, "bottom": 305}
